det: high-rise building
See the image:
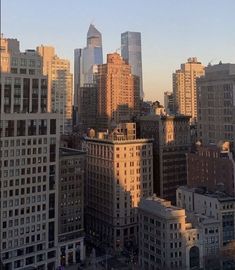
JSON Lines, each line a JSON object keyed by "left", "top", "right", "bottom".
{"left": 173, "top": 57, "right": 204, "bottom": 122}
{"left": 84, "top": 128, "right": 153, "bottom": 251}
{"left": 121, "top": 31, "right": 143, "bottom": 99}
{"left": 139, "top": 115, "right": 190, "bottom": 203}
{"left": 37, "top": 45, "right": 73, "bottom": 134}
{"left": 58, "top": 148, "right": 86, "bottom": 266}
{"left": 187, "top": 142, "right": 235, "bottom": 196}
{"left": 74, "top": 24, "right": 103, "bottom": 126}
{"left": 164, "top": 91, "right": 174, "bottom": 114}
{"left": 0, "top": 36, "right": 60, "bottom": 270}
{"left": 197, "top": 63, "right": 235, "bottom": 150}
{"left": 97, "top": 53, "right": 140, "bottom": 129}
{"left": 78, "top": 84, "right": 98, "bottom": 131}
{"left": 139, "top": 195, "right": 207, "bottom": 270}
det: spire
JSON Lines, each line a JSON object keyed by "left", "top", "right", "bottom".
{"left": 87, "top": 24, "right": 102, "bottom": 47}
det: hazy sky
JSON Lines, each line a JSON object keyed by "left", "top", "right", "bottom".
{"left": 2, "top": 0, "right": 235, "bottom": 102}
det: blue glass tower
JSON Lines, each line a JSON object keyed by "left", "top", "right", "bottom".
{"left": 74, "top": 24, "right": 103, "bottom": 126}
{"left": 121, "top": 31, "right": 143, "bottom": 99}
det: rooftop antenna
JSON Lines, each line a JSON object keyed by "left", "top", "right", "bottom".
{"left": 115, "top": 47, "right": 121, "bottom": 53}
{"left": 208, "top": 58, "right": 215, "bottom": 66}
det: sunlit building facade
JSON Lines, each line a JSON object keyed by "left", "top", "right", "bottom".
{"left": 84, "top": 131, "right": 153, "bottom": 251}
{"left": 0, "top": 36, "right": 60, "bottom": 270}
{"left": 97, "top": 53, "right": 140, "bottom": 129}
{"left": 37, "top": 45, "right": 73, "bottom": 134}
{"left": 139, "top": 195, "right": 205, "bottom": 270}
{"left": 173, "top": 58, "right": 204, "bottom": 122}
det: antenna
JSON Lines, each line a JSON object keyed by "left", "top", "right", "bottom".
{"left": 208, "top": 58, "right": 215, "bottom": 66}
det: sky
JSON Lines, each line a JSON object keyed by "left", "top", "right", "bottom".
{"left": 2, "top": 0, "right": 235, "bottom": 102}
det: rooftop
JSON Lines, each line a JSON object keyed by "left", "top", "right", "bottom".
{"left": 139, "top": 195, "right": 185, "bottom": 218}
{"left": 59, "top": 147, "right": 86, "bottom": 157}
{"left": 178, "top": 186, "right": 235, "bottom": 202}
{"left": 84, "top": 136, "right": 153, "bottom": 145}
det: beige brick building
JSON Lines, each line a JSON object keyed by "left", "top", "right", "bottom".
{"left": 37, "top": 45, "right": 73, "bottom": 134}
{"left": 84, "top": 130, "right": 153, "bottom": 251}
{"left": 0, "top": 36, "right": 60, "bottom": 270}
{"left": 173, "top": 58, "right": 204, "bottom": 122}
{"left": 139, "top": 195, "right": 206, "bottom": 270}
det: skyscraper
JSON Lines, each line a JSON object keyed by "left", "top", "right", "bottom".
{"left": 121, "top": 31, "right": 143, "bottom": 99}
{"left": 74, "top": 24, "right": 103, "bottom": 125}
{"left": 0, "top": 36, "right": 60, "bottom": 270}
{"left": 197, "top": 63, "right": 235, "bottom": 150}
{"left": 173, "top": 57, "right": 204, "bottom": 122}
{"left": 37, "top": 45, "right": 73, "bottom": 134}
{"left": 96, "top": 53, "right": 140, "bottom": 129}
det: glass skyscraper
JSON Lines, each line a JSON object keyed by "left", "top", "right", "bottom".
{"left": 121, "top": 31, "right": 143, "bottom": 99}
{"left": 74, "top": 24, "right": 103, "bottom": 126}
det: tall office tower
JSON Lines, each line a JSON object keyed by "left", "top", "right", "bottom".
{"left": 139, "top": 195, "right": 208, "bottom": 270}
{"left": 84, "top": 128, "right": 153, "bottom": 251}
{"left": 164, "top": 91, "right": 174, "bottom": 114}
{"left": 173, "top": 58, "right": 204, "bottom": 122}
{"left": 0, "top": 36, "right": 60, "bottom": 270}
{"left": 187, "top": 142, "right": 235, "bottom": 196}
{"left": 121, "top": 31, "right": 143, "bottom": 99}
{"left": 74, "top": 24, "right": 103, "bottom": 126}
{"left": 139, "top": 115, "right": 190, "bottom": 203}
{"left": 197, "top": 63, "right": 235, "bottom": 151}
{"left": 37, "top": 45, "right": 73, "bottom": 134}
{"left": 97, "top": 53, "right": 140, "bottom": 129}
{"left": 79, "top": 84, "right": 98, "bottom": 131}
{"left": 73, "top": 48, "right": 82, "bottom": 126}
{"left": 58, "top": 148, "right": 86, "bottom": 266}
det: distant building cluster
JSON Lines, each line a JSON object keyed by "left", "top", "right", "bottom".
{"left": 1, "top": 24, "right": 235, "bottom": 270}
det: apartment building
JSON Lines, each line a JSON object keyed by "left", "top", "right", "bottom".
{"left": 96, "top": 53, "right": 140, "bottom": 128}
{"left": 37, "top": 45, "right": 73, "bottom": 134}
{"left": 197, "top": 63, "right": 235, "bottom": 151}
{"left": 187, "top": 142, "right": 235, "bottom": 196}
{"left": 58, "top": 148, "right": 86, "bottom": 266}
{"left": 139, "top": 114, "right": 190, "bottom": 203}
{"left": 0, "top": 36, "right": 60, "bottom": 270}
{"left": 173, "top": 57, "right": 204, "bottom": 122}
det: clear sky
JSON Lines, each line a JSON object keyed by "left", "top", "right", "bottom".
{"left": 2, "top": 0, "right": 235, "bottom": 102}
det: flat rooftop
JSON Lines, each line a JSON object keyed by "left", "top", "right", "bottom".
{"left": 59, "top": 147, "right": 86, "bottom": 157}
{"left": 178, "top": 186, "right": 235, "bottom": 202}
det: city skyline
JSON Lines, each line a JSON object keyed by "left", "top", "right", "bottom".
{"left": 2, "top": 0, "right": 235, "bottom": 102}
